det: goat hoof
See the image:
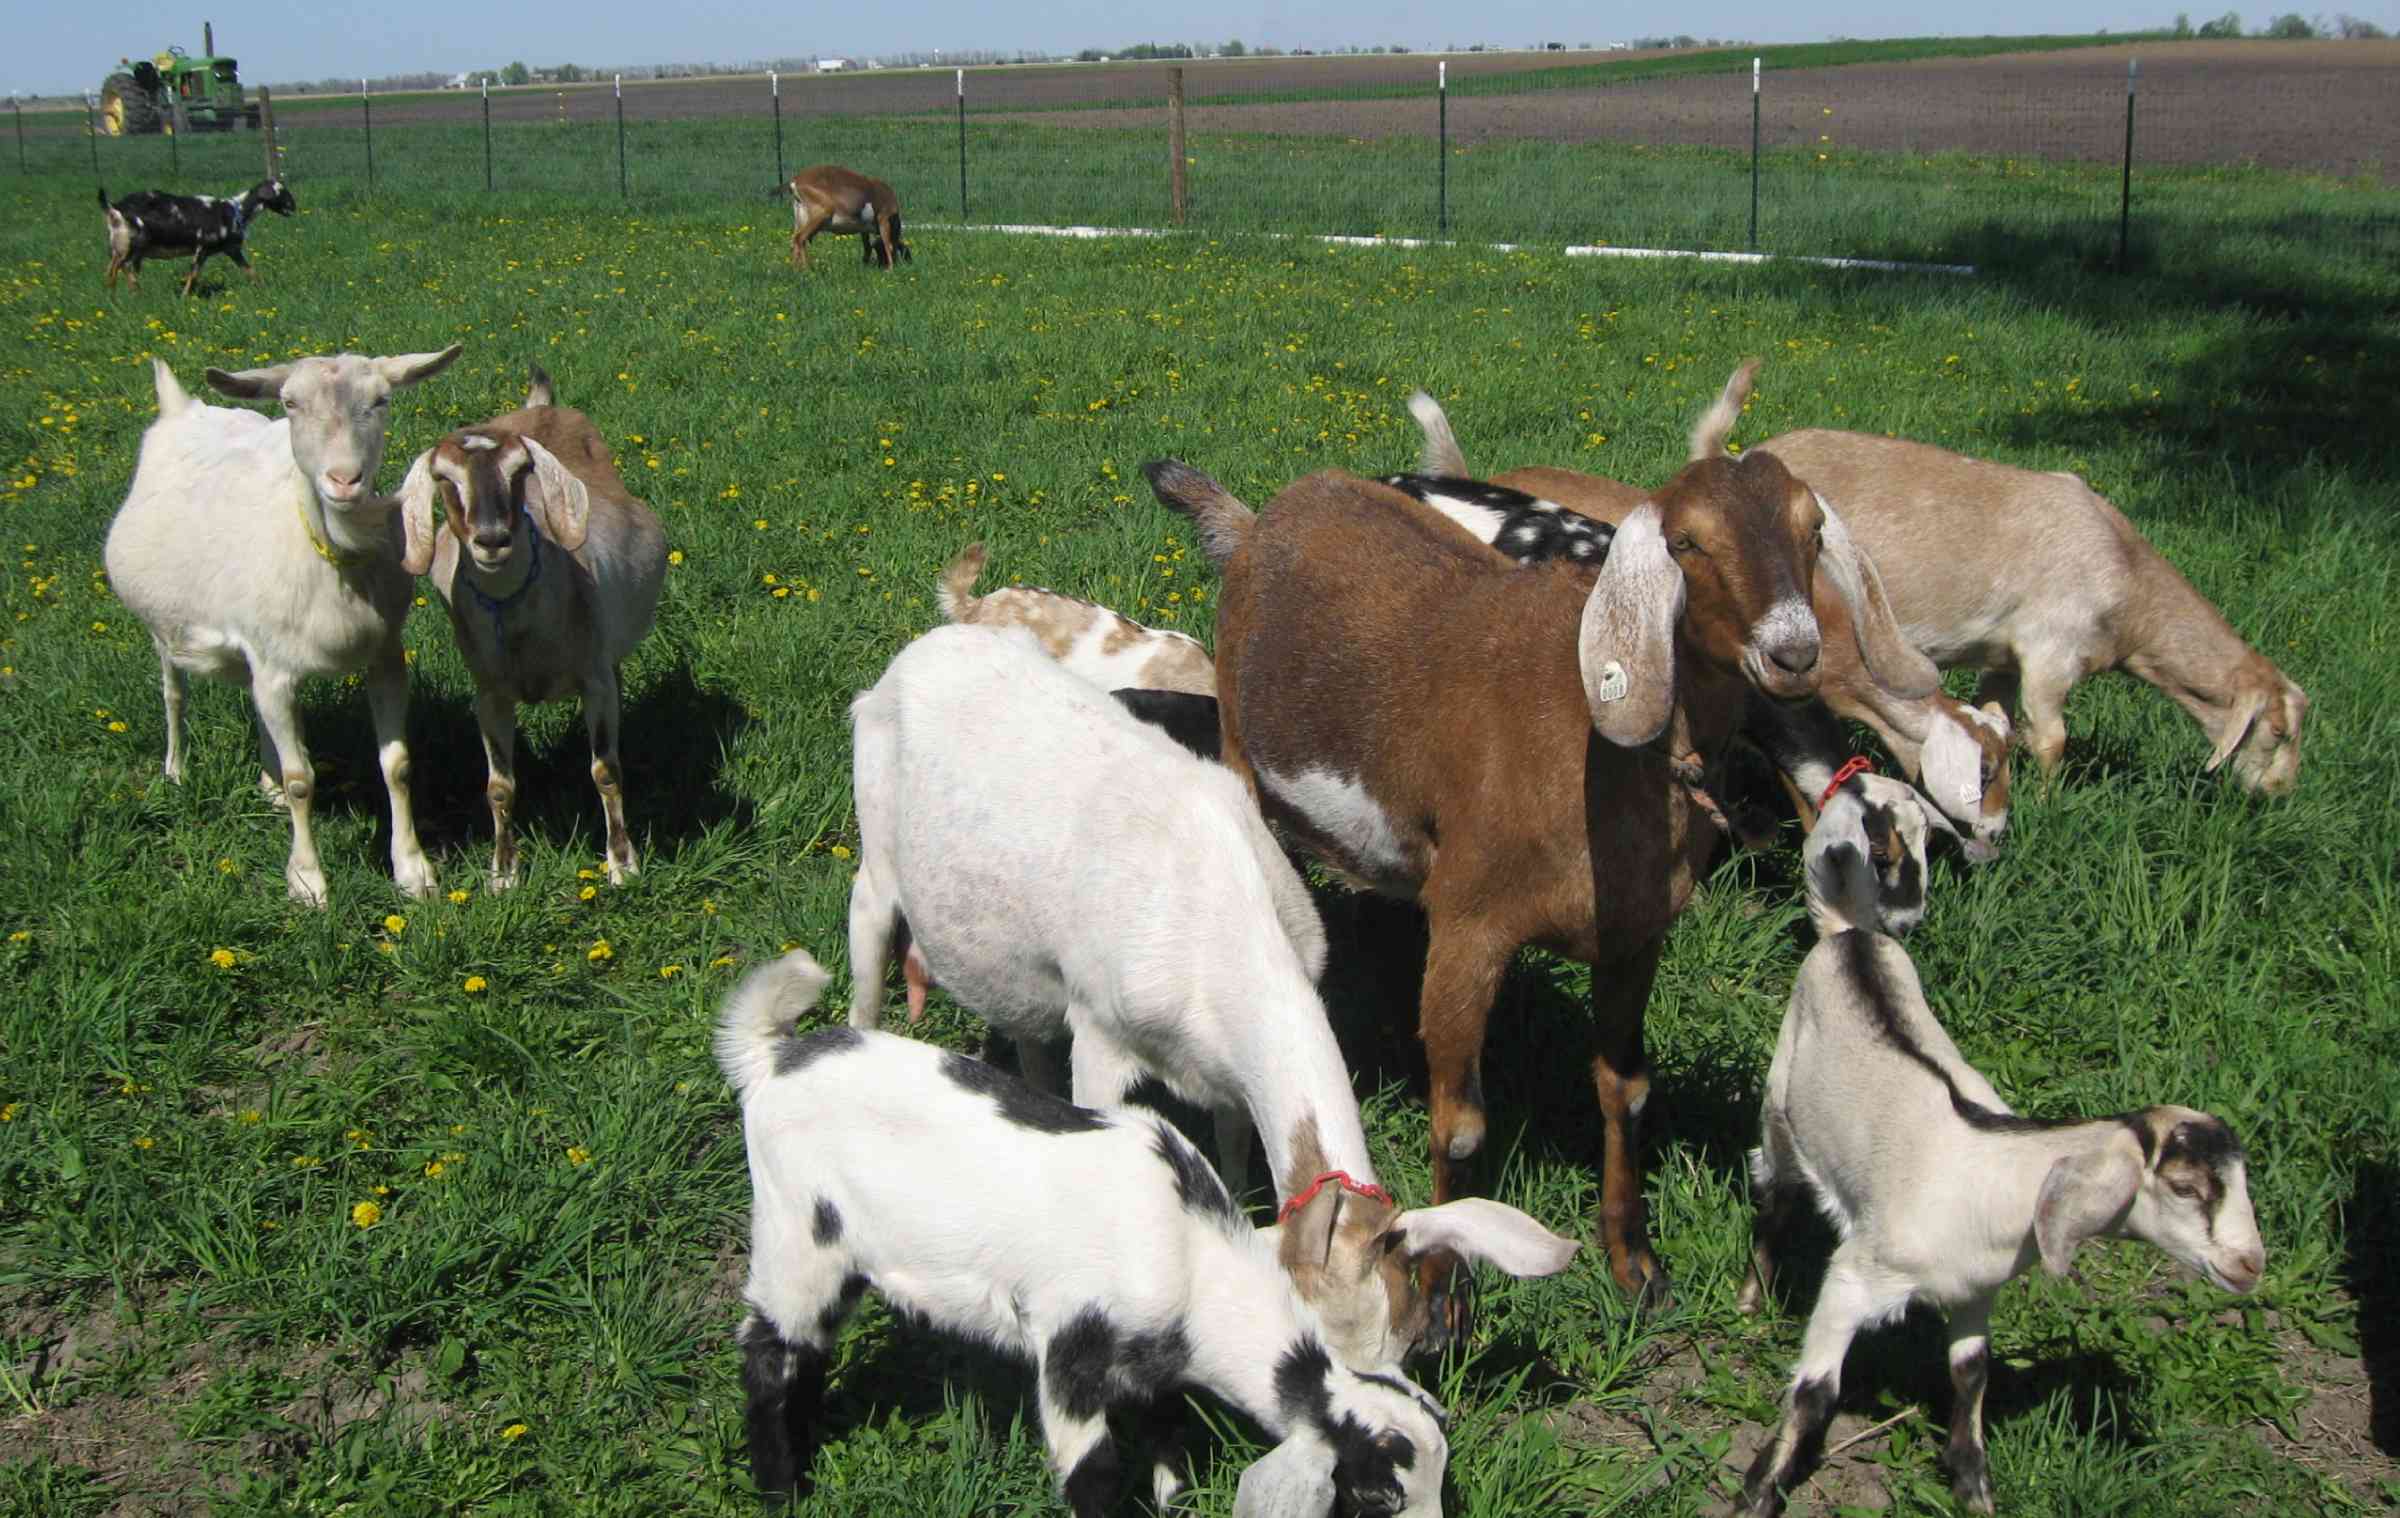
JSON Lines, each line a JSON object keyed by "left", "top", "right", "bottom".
{"left": 1949, "top": 1468, "right": 1995, "bottom": 1515}
{"left": 1418, "top": 1261, "right": 1475, "bottom": 1352}
{"left": 1631, "top": 1266, "right": 1675, "bottom": 1318}
{"left": 286, "top": 872, "right": 329, "bottom": 909}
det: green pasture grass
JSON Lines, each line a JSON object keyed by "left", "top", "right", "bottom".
{"left": 0, "top": 156, "right": 2394, "bottom": 1514}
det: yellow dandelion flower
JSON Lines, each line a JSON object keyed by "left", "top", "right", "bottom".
{"left": 503, "top": 1422, "right": 529, "bottom": 1440}
{"left": 667, "top": 549, "right": 684, "bottom": 565}
{"left": 712, "top": 953, "right": 736, "bottom": 968}
{"left": 830, "top": 844, "right": 853, "bottom": 860}
{"left": 463, "top": 975, "right": 488, "bottom": 994}
{"left": 660, "top": 964, "right": 683, "bottom": 979}
{"left": 383, "top": 914, "right": 406, "bottom": 936}
{"left": 565, "top": 1145, "right": 592, "bottom": 1167}
{"left": 425, "top": 1159, "right": 447, "bottom": 1178}
{"left": 587, "top": 940, "right": 613, "bottom": 962}
{"left": 701, "top": 898, "right": 719, "bottom": 916}
{"left": 107, "top": 720, "right": 126, "bottom": 733}
{"left": 7, "top": 930, "right": 28, "bottom": 944}
{"left": 350, "top": 1200, "right": 383, "bottom": 1228}
{"left": 0, "top": 1102, "right": 20, "bottom": 1122}
{"left": 216, "top": 858, "right": 236, "bottom": 875}
{"left": 371, "top": 1184, "right": 390, "bottom": 1197}
{"left": 292, "top": 1154, "right": 321, "bottom": 1169}
{"left": 448, "top": 888, "right": 471, "bottom": 905}
{"left": 133, "top": 1135, "right": 156, "bottom": 1150}
{"left": 209, "top": 947, "right": 237, "bottom": 970}
{"left": 237, "top": 1108, "right": 262, "bottom": 1123}
{"left": 579, "top": 885, "right": 598, "bottom": 902}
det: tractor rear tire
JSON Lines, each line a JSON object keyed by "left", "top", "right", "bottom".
{"left": 100, "top": 74, "right": 161, "bottom": 136}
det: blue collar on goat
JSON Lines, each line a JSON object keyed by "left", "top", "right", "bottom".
{"left": 464, "top": 509, "right": 544, "bottom": 657}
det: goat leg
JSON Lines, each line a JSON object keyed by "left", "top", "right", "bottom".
{"left": 476, "top": 686, "right": 522, "bottom": 890}
{"left": 368, "top": 644, "right": 437, "bottom": 899}
{"left": 250, "top": 668, "right": 327, "bottom": 907}
{"left": 585, "top": 666, "right": 638, "bottom": 883}
{"left": 1415, "top": 914, "right": 1512, "bottom": 1346}
{"left": 1943, "top": 1297, "right": 1998, "bottom": 1515}
{"left": 1590, "top": 938, "right": 1670, "bottom": 1310}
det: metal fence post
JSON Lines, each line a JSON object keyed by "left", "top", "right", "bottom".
{"left": 771, "top": 71, "right": 783, "bottom": 187}
{"left": 616, "top": 75, "right": 627, "bottom": 199}
{"left": 1749, "top": 57, "right": 1761, "bottom": 251}
{"left": 2118, "top": 58, "right": 2137, "bottom": 272}
{"left": 362, "top": 79, "right": 373, "bottom": 193}
{"left": 1438, "top": 60, "right": 1448, "bottom": 236}
{"left": 1169, "top": 66, "right": 1187, "bottom": 225}
{"left": 169, "top": 99, "right": 180, "bottom": 180}
{"left": 13, "top": 96, "right": 23, "bottom": 175}
{"left": 85, "top": 93, "right": 100, "bottom": 187}
{"left": 957, "top": 68, "right": 968, "bottom": 220}
{"left": 482, "top": 79, "right": 492, "bottom": 193}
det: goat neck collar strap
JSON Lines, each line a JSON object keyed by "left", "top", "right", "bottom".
{"left": 297, "top": 497, "right": 368, "bottom": 568}
{"left": 1277, "top": 1170, "right": 1392, "bottom": 1225}
{"left": 228, "top": 196, "right": 249, "bottom": 234}
{"left": 464, "top": 511, "right": 544, "bottom": 656}
{"left": 1818, "top": 755, "right": 1875, "bottom": 813}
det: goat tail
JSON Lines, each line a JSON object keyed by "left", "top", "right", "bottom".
{"left": 1143, "top": 460, "right": 1255, "bottom": 569}
{"left": 524, "top": 363, "right": 555, "bottom": 410}
{"left": 935, "top": 542, "right": 987, "bottom": 622}
{"left": 1408, "top": 390, "right": 1470, "bottom": 477}
{"left": 715, "top": 948, "right": 833, "bottom": 1101}
{"left": 151, "top": 358, "right": 193, "bottom": 419}
{"left": 1690, "top": 356, "right": 1763, "bottom": 460}
{"left": 97, "top": 186, "right": 111, "bottom": 211}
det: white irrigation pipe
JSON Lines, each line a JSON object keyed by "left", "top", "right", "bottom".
{"left": 918, "top": 220, "right": 1976, "bottom": 276}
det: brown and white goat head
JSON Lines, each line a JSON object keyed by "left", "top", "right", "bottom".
{"left": 398, "top": 410, "right": 593, "bottom": 578}
{"left": 2038, "top": 1106, "right": 2264, "bottom": 1295}
{"left": 2208, "top": 663, "right": 2308, "bottom": 797}
{"left": 1277, "top": 1178, "right": 1579, "bottom": 1365}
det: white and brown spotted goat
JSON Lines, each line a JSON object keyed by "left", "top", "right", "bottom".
{"left": 397, "top": 367, "right": 667, "bottom": 889}
{"left": 101, "top": 178, "right": 296, "bottom": 296}
{"left": 775, "top": 164, "right": 911, "bottom": 271}
{"left": 937, "top": 542, "right": 1216, "bottom": 696}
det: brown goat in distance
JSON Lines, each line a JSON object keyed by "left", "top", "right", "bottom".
{"left": 1143, "top": 365, "right": 1935, "bottom": 1314}
{"left": 775, "top": 164, "right": 910, "bottom": 271}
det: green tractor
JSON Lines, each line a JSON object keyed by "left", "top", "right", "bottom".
{"left": 99, "top": 22, "right": 260, "bottom": 136}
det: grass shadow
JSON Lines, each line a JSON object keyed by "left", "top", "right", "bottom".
{"left": 2343, "top": 1157, "right": 2400, "bottom": 1458}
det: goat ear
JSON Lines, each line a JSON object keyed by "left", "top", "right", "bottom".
{"left": 396, "top": 449, "right": 441, "bottom": 577}
{"left": 518, "top": 437, "right": 592, "bottom": 551}
{"left": 2034, "top": 1141, "right": 2144, "bottom": 1277}
{"left": 1689, "top": 357, "right": 1761, "bottom": 460}
{"left": 1389, "top": 1197, "right": 1579, "bottom": 1278}
{"left": 204, "top": 363, "right": 294, "bottom": 401}
{"left": 1578, "top": 504, "right": 1682, "bottom": 747}
{"left": 1811, "top": 496, "right": 1941, "bottom": 701}
{"left": 374, "top": 344, "right": 465, "bottom": 391}
{"left": 2204, "top": 687, "right": 2270, "bottom": 773}
{"left": 1919, "top": 709, "right": 1988, "bottom": 822}
{"left": 1976, "top": 700, "right": 2012, "bottom": 739}
{"left": 152, "top": 359, "right": 195, "bottom": 418}
{"left": 1803, "top": 794, "right": 1872, "bottom": 927}
{"left": 524, "top": 363, "right": 555, "bottom": 409}
{"left": 1234, "top": 1436, "right": 1336, "bottom": 1518}
{"left": 1407, "top": 390, "right": 1470, "bottom": 477}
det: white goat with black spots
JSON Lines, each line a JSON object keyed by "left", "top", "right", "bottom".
{"left": 105, "top": 346, "right": 462, "bottom": 905}
{"left": 847, "top": 624, "right": 1577, "bottom": 1365}
{"left": 722, "top": 949, "right": 1532, "bottom": 1516}
{"left": 1736, "top": 822, "right": 2267, "bottom": 1516}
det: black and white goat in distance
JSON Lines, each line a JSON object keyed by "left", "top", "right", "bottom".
{"left": 1734, "top": 821, "right": 2266, "bottom": 1517}
{"left": 101, "top": 178, "right": 297, "bottom": 296}
{"left": 720, "top": 950, "right": 1482, "bottom": 1516}
{"left": 396, "top": 366, "right": 667, "bottom": 888}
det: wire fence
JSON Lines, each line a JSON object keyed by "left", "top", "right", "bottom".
{"left": 18, "top": 44, "right": 2399, "bottom": 273}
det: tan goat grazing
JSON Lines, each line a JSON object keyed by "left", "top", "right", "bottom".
{"left": 936, "top": 542, "right": 1216, "bottom": 696}
{"left": 776, "top": 164, "right": 910, "bottom": 271}
{"left": 397, "top": 367, "right": 667, "bottom": 889}
{"left": 1142, "top": 366, "right": 1939, "bottom": 1313}
{"left": 1754, "top": 430, "right": 2308, "bottom": 794}
{"left": 1405, "top": 385, "right": 2011, "bottom": 853}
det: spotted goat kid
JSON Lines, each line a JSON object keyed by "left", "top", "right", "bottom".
{"left": 1736, "top": 816, "right": 2266, "bottom": 1517}
{"left": 719, "top": 949, "right": 1501, "bottom": 1516}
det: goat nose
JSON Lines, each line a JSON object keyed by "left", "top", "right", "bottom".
{"left": 473, "top": 531, "right": 512, "bottom": 552}
{"left": 1769, "top": 635, "right": 1820, "bottom": 676}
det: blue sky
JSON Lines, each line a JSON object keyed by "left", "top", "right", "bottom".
{"left": 10, "top": 1, "right": 2292, "bottom": 96}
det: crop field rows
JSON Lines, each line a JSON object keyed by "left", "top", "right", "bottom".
{"left": 3, "top": 64, "right": 2399, "bottom": 1518}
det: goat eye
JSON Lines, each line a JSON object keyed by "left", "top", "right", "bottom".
{"left": 1670, "top": 533, "right": 1697, "bottom": 554}
{"left": 2167, "top": 1179, "right": 2203, "bottom": 1202}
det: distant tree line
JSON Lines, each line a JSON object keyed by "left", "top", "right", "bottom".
{"left": 2173, "top": 10, "right": 2386, "bottom": 36}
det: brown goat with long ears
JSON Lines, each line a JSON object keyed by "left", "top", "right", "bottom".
{"left": 1144, "top": 361, "right": 1939, "bottom": 1315}
{"left": 775, "top": 164, "right": 911, "bottom": 271}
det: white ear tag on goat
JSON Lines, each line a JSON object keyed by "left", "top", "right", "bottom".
{"left": 1594, "top": 661, "right": 1629, "bottom": 703}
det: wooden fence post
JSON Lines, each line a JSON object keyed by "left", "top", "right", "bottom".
{"left": 258, "top": 86, "right": 278, "bottom": 180}
{"left": 1169, "top": 66, "right": 1187, "bottom": 226}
